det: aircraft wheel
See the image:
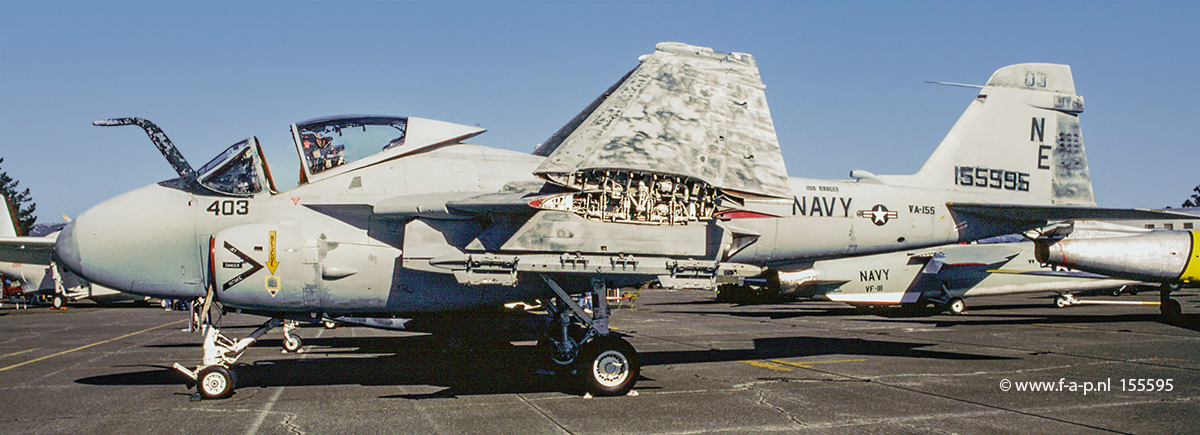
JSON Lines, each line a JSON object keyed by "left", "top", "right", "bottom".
{"left": 323, "top": 320, "right": 338, "bottom": 329}
{"left": 715, "top": 284, "right": 742, "bottom": 303}
{"left": 1161, "top": 299, "right": 1182, "bottom": 319}
{"left": 197, "top": 365, "right": 237, "bottom": 400}
{"left": 283, "top": 334, "right": 303, "bottom": 353}
{"left": 537, "top": 335, "right": 577, "bottom": 372}
{"left": 577, "top": 335, "right": 639, "bottom": 396}
{"left": 945, "top": 298, "right": 966, "bottom": 315}
{"left": 52, "top": 295, "right": 65, "bottom": 309}
{"left": 1111, "top": 288, "right": 1123, "bottom": 297}
{"left": 1054, "top": 295, "right": 1071, "bottom": 308}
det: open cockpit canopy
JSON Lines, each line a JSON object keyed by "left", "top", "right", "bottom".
{"left": 196, "top": 137, "right": 276, "bottom": 196}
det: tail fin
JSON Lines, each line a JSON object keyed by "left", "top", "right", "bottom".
{"left": 1, "top": 195, "right": 19, "bottom": 237}
{"left": 916, "top": 63, "right": 1094, "bottom": 206}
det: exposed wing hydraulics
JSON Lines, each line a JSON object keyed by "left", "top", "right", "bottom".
{"left": 531, "top": 42, "right": 790, "bottom": 225}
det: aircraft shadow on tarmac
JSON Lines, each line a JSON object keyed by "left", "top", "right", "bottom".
{"left": 848, "top": 311, "right": 1200, "bottom": 333}
{"left": 74, "top": 331, "right": 1011, "bottom": 399}
{"left": 662, "top": 302, "right": 1200, "bottom": 333}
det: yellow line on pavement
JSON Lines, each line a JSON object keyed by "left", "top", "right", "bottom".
{"left": 0, "top": 319, "right": 187, "bottom": 372}
{"left": 771, "top": 359, "right": 868, "bottom": 368}
{"left": 740, "top": 360, "right": 792, "bottom": 372}
{"left": 1, "top": 348, "right": 40, "bottom": 358}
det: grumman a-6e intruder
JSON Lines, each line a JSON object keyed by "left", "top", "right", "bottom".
{"left": 8, "top": 43, "right": 1189, "bottom": 399}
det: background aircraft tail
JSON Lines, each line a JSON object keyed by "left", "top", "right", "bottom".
{"left": 2, "top": 195, "right": 19, "bottom": 237}
{"left": 915, "top": 63, "right": 1094, "bottom": 206}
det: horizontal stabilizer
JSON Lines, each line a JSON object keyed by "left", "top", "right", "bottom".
{"left": 947, "top": 203, "right": 1199, "bottom": 222}
{"left": 932, "top": 244, "right": 1023, "bottom": 266}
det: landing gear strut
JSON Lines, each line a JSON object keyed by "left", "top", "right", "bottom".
{"left": 539, "top": 275, "right": 640, "bottom": 396}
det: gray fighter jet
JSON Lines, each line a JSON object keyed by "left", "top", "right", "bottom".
{"left": 3, "top": 43, "right": 1191, "bottom": 399}
{"left": 718, "top": 237, "right": 1146, "bottom": 312}
{"left": 723, "top": 212, "right": 1200, "bottom": 316}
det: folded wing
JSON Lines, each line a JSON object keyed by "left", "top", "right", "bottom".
{"left": 533, "top": 42, "right": 790, "bottom": 200}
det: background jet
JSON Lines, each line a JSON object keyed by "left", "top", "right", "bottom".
{"left": 0, "top": 195, "right": 144, "bottom": 307}
{"left": 723, "top": 212, "right": 1199, "bottom": 316}
{"left": 1033, "top": 210, "right": 1200, "bottom": 317}
{"left": 720, "top": 239, "right": 1139, "bottom": 311}
{"left": 7, "top": 43, "right": 1192, "bottom": 399}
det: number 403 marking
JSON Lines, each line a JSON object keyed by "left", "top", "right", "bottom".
{"left": 207, "top": 200, "right": 249, "bottom": 216}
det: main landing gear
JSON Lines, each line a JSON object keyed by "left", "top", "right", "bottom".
{"left": 1160, "top": 283, "right": 1182, "bottom": 320}
{"left": 538, "top": 275, "right": 640, "bottom": 396}
{"left": 944, "top": 297, "right": 966, "bottom": 315}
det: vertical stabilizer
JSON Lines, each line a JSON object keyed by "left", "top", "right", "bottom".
{"left": 1, "top": 195, "right": 18, "bottom": 237}
{"left": 916, "top": 63, "right": 1094, "bottom": 205}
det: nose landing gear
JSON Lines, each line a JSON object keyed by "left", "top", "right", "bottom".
{"left": 174, "top": 317, "right": 284, "bottom": 400}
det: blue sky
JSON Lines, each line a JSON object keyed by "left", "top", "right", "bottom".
{"left": 1, "top": 1, "right": 1197, "bottom": 222}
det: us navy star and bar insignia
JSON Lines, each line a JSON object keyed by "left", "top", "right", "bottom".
{"left": 857, "top": 204, "right": 898, "bottom": 226}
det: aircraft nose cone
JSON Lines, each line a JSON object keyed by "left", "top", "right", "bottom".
{"left": 52, "top": 184, "right": 206, "bottom": 298}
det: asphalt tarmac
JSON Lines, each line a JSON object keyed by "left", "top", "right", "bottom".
{"left": 1, "top": 289, "right": 1197, "bottom": 434}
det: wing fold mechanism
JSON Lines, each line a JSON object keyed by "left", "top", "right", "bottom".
{"left": 531, "top": 42, "right": 791, "bottom": 226}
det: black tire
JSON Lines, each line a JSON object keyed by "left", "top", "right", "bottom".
{"left": 577, "top": 335, "right": 639, "bottom": 396}
{"left": 52, "top": 295, "right": 65, "bottom": 309}
{"left": 715, "top": 284, "right": 742, "bottom": 303}
{"left": 283, "top": 334, "right": 303, "bottom": 353}
{"left": 1161, "top": 299, "right": 1182, "bottom": 319}
{"left": 1111, "top": 288, "right": 1122, "bottom": 297}
{"left": 197, "top": 365, "right": 237, "bottom": 400}
{"left": 1055, "top": 295, "right": 1071, "bottom": 308}
{"left": 323, "top": 321, "right": 338, "bottom": 329}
